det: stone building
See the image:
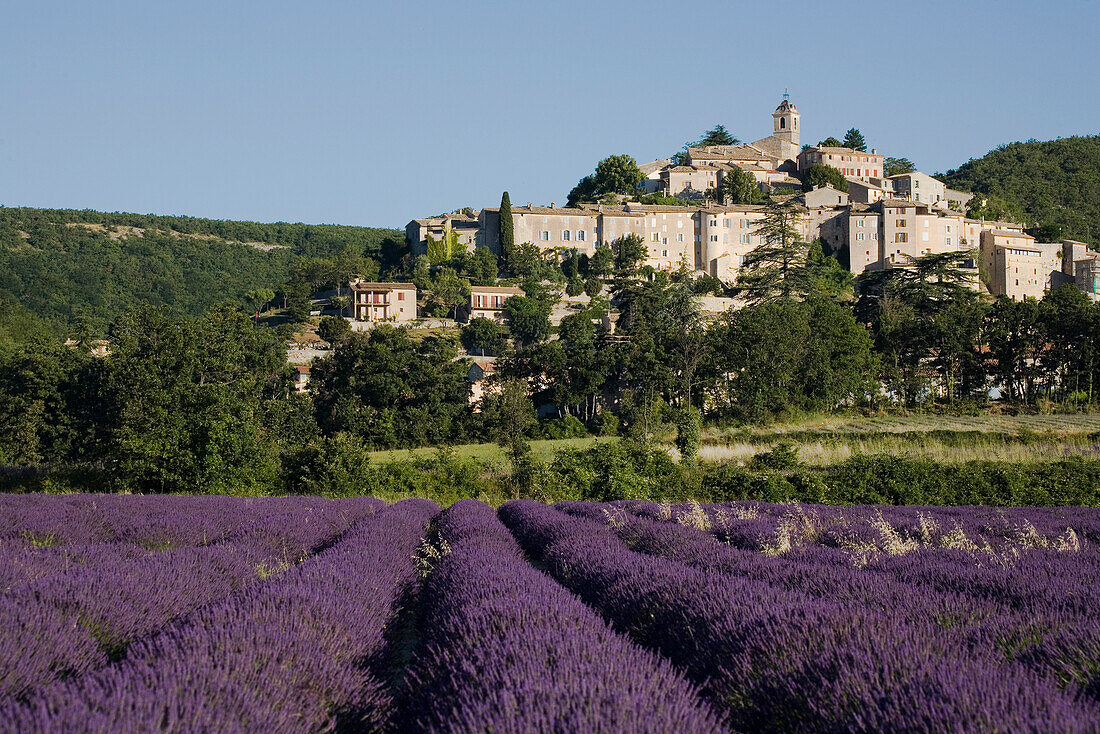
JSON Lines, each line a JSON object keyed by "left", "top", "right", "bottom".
{"left": 347, "top": 281, "right": 417, "bottom": 326}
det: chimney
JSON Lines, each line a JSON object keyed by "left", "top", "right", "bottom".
{"left": 550, "top": 202, "right": 555, "bottom": 208}
{"left": 527, "top": 202, "right": 533, "bottom": 208}
{"left": 871, "top": 148, "right": 877, "bottom": 154}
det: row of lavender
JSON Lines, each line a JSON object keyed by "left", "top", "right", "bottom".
{"left": 0, "top": 495, "right": 383, "bottom": 700}
{"left": 4, "top": 494, "right": 1100, "bottom": 731}
{"left": 500, "top": 500, "right": 1100, "bottom": 731}
{"left": 3, "top": 496, "right": 727, "bottom": 732}
{"left": 1, "top": 498, "right": 436, "bottom": 731}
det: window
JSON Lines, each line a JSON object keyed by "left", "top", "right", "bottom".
{"left": 858, "top": 219, "right": 865, "bottom": 227}
{"left": 677, "top": 233, "right": 684, "bottom": 242}
{"left": 662, "top": 249, "right": 668, "bottom": 257}
{"left": 856, "top": 233, "right": 865, "bottom": 241}
{"left": 895, "top": 233, "right": 908, "bottom": 243}
{"left": 710, "top": 235, "right": 718, "bottom": 242}
{"left": 896, "top": 219, "right": 906, "bottom": 227}
{"left": 540, "top": 231, "right": 550, "bottom": 241}
{"left": 398, "top": 292, "right": 404, "bottom": 301}
{"left": 946, "top": 237, "right": 952, "bottom": 246}
{"left": 723, "top": 234, "right": 729, "bottom": 243}
{"left": 651, "top": 233, "right": 659, "bottom": 242}
{"left": 924, "top": 220, "right": 929, "bottom": 228}
{"left": 577, "top": 230, "right": 585, "bottom": 241}
{"left": 723, "top": 219, "right": 731, "bottom": 227}
{"left": 476, "top": 295, "right": 484, "bottom": 308}
{"left": 922, "top": 232, "right": 929, "bottom": 242}
{"left": 710, "top": 219, "right": 718, "bottom": 226}
{"left": 662, "top": 238, "right": 668, "bottom": 245}
{"left": 373, "top": 293, "right": 382, "bottom": 304}
{"left": 561, "top": 230, "right": 570, "bottom": 241}
{"left": 677, "top": 221, "right": 683, "bottom": 228}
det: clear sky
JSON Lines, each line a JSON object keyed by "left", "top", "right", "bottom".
{"left": 2, "top": 0, "right": 1097, "bottom": 229}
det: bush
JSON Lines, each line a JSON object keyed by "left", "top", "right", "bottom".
{"left": 750, "top": 441, "right": 801, "bottom": 471}
{"left": 540, "top": 415, "right": 589, "bottom": 440}
{"left": 592, "top": 411, "right": 619, "bottom": 437}
{"left": 675, "top": 407, "right": 701, "bottom": 460}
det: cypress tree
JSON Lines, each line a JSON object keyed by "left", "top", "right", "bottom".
{"left": 499, "top": 191, "right": 514, "bottom": 263}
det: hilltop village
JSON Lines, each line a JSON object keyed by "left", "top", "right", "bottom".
{"left": 396, "top": 97, "right": 1098, "bottom": 316}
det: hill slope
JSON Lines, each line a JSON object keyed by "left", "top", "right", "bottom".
{"left": 0, "top": 207, "right": 403, "bottom": 341}
{"left": 942, "top": 135, "right": 1100, "bottom": 241}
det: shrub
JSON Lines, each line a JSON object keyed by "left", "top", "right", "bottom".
{"left": 540, "top": 415, "right": 589, "bottom": 440}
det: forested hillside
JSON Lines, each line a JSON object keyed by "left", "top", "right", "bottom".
{"left": 942, "top": 135, "right": 1100, "bottom": 241}
{"left": 0, "top": 207, "right": 403, "bottom": 341}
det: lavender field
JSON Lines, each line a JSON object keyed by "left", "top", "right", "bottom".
{"left": 1, "top": 495, "right": 1099, "bottom": 732}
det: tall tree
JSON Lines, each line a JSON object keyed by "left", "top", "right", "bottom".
{"left": 801, "top": 164, "right": 849, "bottom": 192}
{"left": 843, "top": 128, "right": 867, "bottom": 151}
{"left": 720, "top": 167, "right": 758, "bottom": 205}
{"left": 737, "top": 199, "right": 814, "bottom": 305}
{"left": 499, "top": 191, "right": 514, "bottom": 262}
{"left": 594, "top": 155, "right": 644, "bottom": 196}
{"left": 884, "top": 157, "right": 916, "bottom": 176}
{"left": 697, "top": 125, "right": 739, "bottom": 147}
{"left": 818, "top": 137, "right": 844, "bottom": 148}
{"left": 612, "top": 233, "right": 647, "bottom": 275}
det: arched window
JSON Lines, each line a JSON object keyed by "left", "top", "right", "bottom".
{"left": 780, "top": 118, "right": 786, "bottom": 129}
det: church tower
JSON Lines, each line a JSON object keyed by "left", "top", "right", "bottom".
{"left": 772, "top": 91, "right": 799, "bottom": 146}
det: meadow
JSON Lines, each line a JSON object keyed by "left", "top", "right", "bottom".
{"left": 1, "top": 493, "right": 1098, "bottom": 732}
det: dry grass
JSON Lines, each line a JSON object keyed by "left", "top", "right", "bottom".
{"left": 698, "top": 434, "right": 1100, "bottom": 465}
{"left": 703, "top": 412, "right": 1100, "bottom": 440}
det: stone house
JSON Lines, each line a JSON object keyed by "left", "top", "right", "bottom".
{"left": 466, "top": 285, "right": 524, "bottom": 323}
{"left": 347, "top": 281, "right": 417, "bottom": 326}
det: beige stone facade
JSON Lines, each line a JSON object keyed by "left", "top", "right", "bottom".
{"left": 845, "top": 200, "right": 980, "bottom": 289}
{"left": 467, "top": 285, "right": 524, "bottom": 323}
{"left": 888, "top": 172, "right": 947, "bottom": 207}
{"left": 988, "top": 238, "right": 1062, "bottom": 301}
{"left": 798, "top": 147, "right": 884, "bottom": 179}
{"left": 347, "top": 281, "right": 417, "bottom": 325}
{"left": 407, "top": 213, "right": 481, "bottom": 256}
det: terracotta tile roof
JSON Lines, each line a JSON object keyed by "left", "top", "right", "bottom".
{"left": 687, "top": 144, "right": 769, "bottom": 161}
{"left": 470, "top": 285, "right": 525, "bottom": 294}
{"left": 349, "top": 281, "right": 416, "bottom": 290}
{"left": 988, "top": 229, "right": 1035, "bottom": 239}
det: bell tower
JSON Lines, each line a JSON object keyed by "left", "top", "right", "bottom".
{"left": 772, "top": 90, "right": 799, "bottom": 146}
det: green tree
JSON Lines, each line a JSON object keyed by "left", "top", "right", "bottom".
{"left": 566, "top": 175, "right": 599, "bottom": 208}
{"left": 245, "top": 288, "right": 275, "bottom": 323}
{"left": 720, "top": 167, "right": 759, "bottom": 205}
{"left": 428, "top": 267, "right": 471, "bottom": 320}
{"left": 802, "top": 163, "right": 849, "bottom": 192}
{"left": 460, "top": 316, "right": 504, "bottom": 356}
{"left": 843, "top": 128, "right": 867, "bottom": 151}
{"left": 310, "top": 326, "right": 471, "bottom": 447}
{"left": 461, "top": 246, "right": 498, "bottom": 285}
{"left": 612, "top": 233, "right": 647, "bottom": 274}
{"left": 484, "top": 378, "right": 537, "bottom": 497}
{"left": 101, "top": 304, "right": 285, "bottom": 494}
{"left": 588, "top": 244, "right": 615, "bottom": 278}
{"left": 594, "top": 154, "right": 644, "bottom": 196}
{"left": 697, "top": 125, "right": 739, "bottom": 147}
{"left": 884, "top": 157, "right": 916, "bottom": 176}
{"left": 737, "top": 199, "right": 815, "bottom": 305}
{"left": 818, "top": 137, "right": 844, "bottom": 148}
{"left": 499, "top": 191, "right": 514, "bottom": 262}
{"left": 503, "top": 295, "right": 552, "bottom": 347}
{"left": 675, "top": 406, "right": 701, "bottom": 460}
{"left": 317, "top": 315, "right": 351, "bottom": 346}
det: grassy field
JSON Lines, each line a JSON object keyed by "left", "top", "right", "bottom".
{"left": 703, "top": 412, "right": 1100, "bottom": 439}
{"left": 364, "top": 413, "right": 1100, "bottom": 468}
{"left": 367, "top": 436, "right": 613, "bottom": 464}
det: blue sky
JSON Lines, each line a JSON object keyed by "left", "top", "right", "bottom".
{"left": 2, "top": 0, "right": 1097, "bottom": 229}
